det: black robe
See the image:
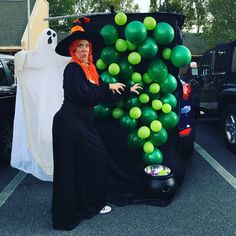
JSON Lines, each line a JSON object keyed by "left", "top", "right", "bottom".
{"left": 52, "top": 62, "right": 128, "bottom": 230}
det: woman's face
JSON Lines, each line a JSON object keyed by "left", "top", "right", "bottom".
{"left": 75, "top": 39, "right": 90, "bottom": 63}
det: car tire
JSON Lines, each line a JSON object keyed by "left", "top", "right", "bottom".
{"left": 222, "top": 104, "right": 236, "bottom": 154}
{"left": 0, "top": 118, "right": 13, "bottom": 166}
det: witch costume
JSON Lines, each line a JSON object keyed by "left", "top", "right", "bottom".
{"left": 52, "top": 19, "right": 129, "bottom": 230}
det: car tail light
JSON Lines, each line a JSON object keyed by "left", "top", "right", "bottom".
{"left": 179, "top": 127, "right": 192, "bottom": 137}
{"left": 182, "top": 83, "right": 191, "bottom": 100}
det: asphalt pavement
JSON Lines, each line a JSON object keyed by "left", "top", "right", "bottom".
{"left": 0, "top": 119, "right": 236, "bottom": 236}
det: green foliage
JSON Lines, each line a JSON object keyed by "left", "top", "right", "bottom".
{"left": 48, "top": 0, "right": 77, "bottom": 31}
{"left": 203, "top": 0, "right": 236, "bottom": 47}
{"left": 183, "top": 0, "right": 208, "bottom": 33}
{"left": 48, "top": 0, "right": 140, "bottom": 31}
{"left": 78, "top": 0, "right": 140, "bottom": 13}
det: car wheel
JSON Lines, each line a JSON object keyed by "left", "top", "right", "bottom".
{"left": 222, "top": 104, "right": 236, "bottom": 154}
{"left": 0, "top": 118, "right": 13, "bottom": 166}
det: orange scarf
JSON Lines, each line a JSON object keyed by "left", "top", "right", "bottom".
{"left": 69, "top": 40, "right": 100, "bottom": 85}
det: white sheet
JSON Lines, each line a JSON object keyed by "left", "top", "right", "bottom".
{"left": 11, "top": 28, "right": 70, "bottom": 181}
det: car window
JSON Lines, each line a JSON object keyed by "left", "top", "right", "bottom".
{"left": 201, "top": 52, "right": 212, "bottom": 75}
{"left": 0, "top": 61, "right": 8, "bottom": 86}
{"left": 5, "top": 60, "right": 14, "bottom": 77}
{"left": 231, "top": 46, "right": 236, "bottom": 73}
{"left": 214, "top": 50, "right": 228, "bottom": 73}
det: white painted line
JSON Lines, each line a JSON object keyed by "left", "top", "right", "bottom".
{"left": 194, "top": 142, "right": 236, "bottom": 190}
{"left": 0, "top": 171, "right": 27, "bottom": 208}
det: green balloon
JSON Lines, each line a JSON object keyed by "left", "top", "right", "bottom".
{"left": 100, "top": 24, "right": 119, "bottom": 45}
{"left": 112, "top": 107, "right": 124, "bottom": 119}
{"left": 128, "top": 52, "right": 142, "bottom": 65}
{"left": 143, "top": 148, "right": 163, "bottom": 165}
{"left": 149, "top": 83, "right": 160, "bottom": 94}
{"left": 137, "top": 126, "right": 151, "bottom": 139}
{"left": 115, "top": 39, "right": 128, "bottom": 52}
{"left": 150, "top": 128, "right": 168, "bottom": 146}
{"left": 93, "top": 105, "right": 111, "bottom": 119}
{"left": 162, "top": 48, "right": 172, "bottom": 60}
{"left": 116, "top": 100, "right": 125, "bottom": 108}
{"left": 170, "top": 45, "right": 192, "bottom": 67}
{"left": 114, "top": 12, "right": 127, "bottom": 26}
{"left": 162, "top": 104, "right": 172, "bottom": 113}
{"left": 152, "top": 99, "right": 162, "bottom": 110}
{"left": 100, "top": 71, "right": 117, "bottom": 83}
{"left": 140, "top": 106, "right": 157, "bottom": 124}
{"left": 131, "top": 72, "right": 142, "bottom": 83}
{"left": 147, "top": 59, "right": 168, "bottom": 83}
{"left": 143, "top": 72, "right": 153, "bottom": 84}
{"left": 143, "top": 17, "right": 156, "bottom": 30}
{"left": 126, "top": 97, "right": 140, "bottom": 110}
{"left": 139, "top": 93, "right": 149, "bottom": 104}
{"left": 118, "top": 58, "right": 134, "bottom": 79}
{"left": 161, "top": 93, "right": 177, "bottom": 109}
{"left": 159, "top": 111, "right": 179, "bottom": 129}
{"left": 143, "top": 141, "right": 154, "bottom": 154}
{"left": 160, "top": 73, "right": 177, "bottom": 93}
{"left": 125, "top": 21, "right": 147, "bottom": 44}
{"left": 127, "top": 129, "right": 145, "bottom": 148}
{"left": 108, "top": 63, "right": 120, "bottom": 76}
{"left": 126, "top": 40, "right": 137, "bottom": 51}
{"left": 137, "top": 37, "right": 158, "bottom": 59}
{"left": 100, "top": 47, "right": 120, "bottom": 64}
{"left": 153, "top": 22, "right": 174, "bottom": 45}
{"left": 129, "top": 107, "right": 142, "bottom": 119}
{"left": 150, "top": 120, "right": 162, "bottom": 132}
{"left": 96, "top": 58, "right": 107, "bottom": 70}
{"left": 120, "top": 114, "right": 137, "bottom": 130}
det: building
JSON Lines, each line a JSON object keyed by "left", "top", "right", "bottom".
{"left": 0, "top": 0, "right": 49, "bottom": 53}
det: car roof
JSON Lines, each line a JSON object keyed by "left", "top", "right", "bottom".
{"left": 0, "top": 53, "right": 14, "bottom": 60}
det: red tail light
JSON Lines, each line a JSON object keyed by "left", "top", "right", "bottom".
{"left": 179, "top": 127, "right": 192, "bottom": 137}
{"left": 182, "top": 83, "right": 191, "bottom": 100}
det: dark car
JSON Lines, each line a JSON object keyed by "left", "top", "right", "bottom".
{"left": 188, "top": 39, "right": 236, "bottom": 153}
{"left": 0, "top": 53, "right": 16, "bottom": 165}
{"left": 179, "top": 80, "right": 195, "bottom": 158}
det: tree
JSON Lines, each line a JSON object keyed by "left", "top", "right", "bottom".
{"left": 158, "top": 0, "right": 183, "bottom": 14}
{"left": 48, "top": 0, "right": 140, "bottom": 31}
{"left": 75, "top": 0, "right": 139, "bottom": 14}
{"left": 183, "top": 0, "right": 208, "bottom": 33}
{"left": 148, "top": 0, "right": 208, "bottom": 33}
{"left": 203, "top": 0, "right": 236, "bottom": 47}
{"left": 47, "top": 0, "right": 78, "bottom": 30}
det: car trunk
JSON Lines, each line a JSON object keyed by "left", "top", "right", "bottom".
{"left": 77, "top": 12, "right": 185, "bottom": 205}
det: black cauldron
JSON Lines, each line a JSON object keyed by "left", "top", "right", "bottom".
{"left": 142, "top": 165, "right": 178, "bottom": 199}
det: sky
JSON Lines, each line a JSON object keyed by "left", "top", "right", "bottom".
{"left": 134, "top": 0, "right": 149, "bottom": 12}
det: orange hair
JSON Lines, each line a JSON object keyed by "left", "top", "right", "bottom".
{"left": 69, "top": 40, "right": 100, "bottom": 85}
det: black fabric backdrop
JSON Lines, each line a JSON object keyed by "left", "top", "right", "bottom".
{"left": 87, "top": 12, "right": 187, "bottom": 206}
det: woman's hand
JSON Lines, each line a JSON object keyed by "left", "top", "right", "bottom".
{"left": 130, "top": 83, "right": 143, "bottom": 95}
{"left": 109, "top": 83, "right": 126, "bottom": 94}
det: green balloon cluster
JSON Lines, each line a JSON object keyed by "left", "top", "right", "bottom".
{"left": 95, "top": 12, "right": 192, "bottom": 167}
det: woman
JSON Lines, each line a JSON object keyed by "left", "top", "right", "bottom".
{"left": 52, "top": 18, "right": 141, "bottom": 230}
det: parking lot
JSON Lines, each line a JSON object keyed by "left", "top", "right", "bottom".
{"left": 0, "top": 118, "right": 236, "bottom": 236}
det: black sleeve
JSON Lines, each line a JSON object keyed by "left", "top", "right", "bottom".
{"left": 100, "top": 78, "right": 132, "bottom": 104}
{"left": 64, "top": 63, "right": 109, "bottom": 107}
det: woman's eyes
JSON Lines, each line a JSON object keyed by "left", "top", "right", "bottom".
{"left": 78, "top": 44, "right": 89, "bottom": 48}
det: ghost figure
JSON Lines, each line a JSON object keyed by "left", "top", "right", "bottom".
{"left": 11, "top": 28, "right": 70, "bottom": 181}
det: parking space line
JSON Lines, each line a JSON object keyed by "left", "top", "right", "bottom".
{"left": 194, "top": 142, "right": 236, "bottom": 190}
{"left": 0, "top": 171, "right": 27, "bottom": 208}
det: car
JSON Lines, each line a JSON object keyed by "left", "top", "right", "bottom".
{"left": 187, "top": 39, "right": 236, "bottom": 153}
{"left": 0, "top": 53, "right": 16, "bottom": 166}
{"left": 179, "top": 80, "right": 195, "bottom": 158}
